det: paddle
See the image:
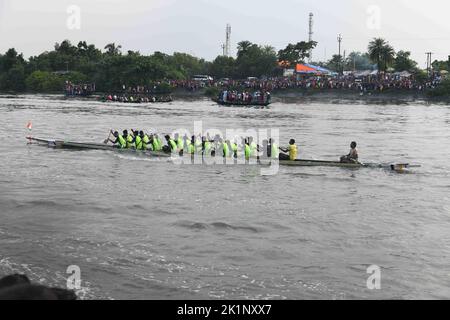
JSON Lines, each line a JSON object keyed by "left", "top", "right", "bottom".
{"left": 103, "top": 130, "right": 112, "bottom": 144}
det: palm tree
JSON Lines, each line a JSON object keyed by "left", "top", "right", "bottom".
{"left": 236, "top": 41, "right": 253, "bottom": 58}
{"left": 104, "top": 43, "right": 122, "bottom": 56}
{"left": 368, "top": 38, "right": 395, "bottom": 72}
{"left": 381, "top": 45, "right": 395, "bottom": 71}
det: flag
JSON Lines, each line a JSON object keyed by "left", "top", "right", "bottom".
{"left": 27, "top": 121, "right": 32, "bottom": 130}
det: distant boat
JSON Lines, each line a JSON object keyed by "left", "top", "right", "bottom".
{"left": 213, "top": 98, "right": 271, "bottom": 107}
{"left": 214, "top": 90, "right": 271, "bottom": 107}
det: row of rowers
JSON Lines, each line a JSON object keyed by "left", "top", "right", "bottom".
{"left": 107, "top": 130, "right": 298, "bottom": 160}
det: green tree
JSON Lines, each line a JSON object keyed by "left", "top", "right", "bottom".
{"left": 345, "top": 52, "right": 374, "bottom": 71}
{"left": 25, "top": 71, "right": 62, "bottom": 92}
{"left": 432, "top": 59, "right": 449, "bottom": 72}
{"left": 326, "top": 54, "right": 344, "bottom": 72}
{"left": 0, "top": 48, "right": 27, "bottom": 91}
{"left": 394, "top": 51, "right": 417, "bottom": 72}
{"left": 235, "top": 41, "right": 277, "bottom": 78}
{"left": 277, "top": 41, "right": 317, "bottom": 67}
{"left": 209, "top": 56, "right": 236, "bottom": 78}
{"left": 169, "top": 52, "right": 210, "bottom": 77}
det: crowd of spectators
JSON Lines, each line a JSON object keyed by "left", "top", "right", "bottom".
{"left": 168, "top": 73, "right": 443, "bottom": 94}
{"left": 64, "top": 82, "right": 95, "bottom": 96}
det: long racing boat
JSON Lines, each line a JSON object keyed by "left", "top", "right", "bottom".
{"left": 27, "top": 137, "right": 418, "bottom": 171}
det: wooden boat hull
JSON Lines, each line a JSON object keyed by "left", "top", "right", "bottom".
{"left": 214, "top": 99, "right": 271, "bottom": 107}
{"left": 28, "top": 137, "right": 417, "bottom": 170}
{"left": 28, "top": 137, "right": 170, "bottom": 157}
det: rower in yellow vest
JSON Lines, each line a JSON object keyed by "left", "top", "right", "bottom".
{"left": 188, "top": 136, "right": 195, "bottom": 155}
{"left": 152, "top": 134, "right": 161, "bottom": 151}
{"left": 141, "top": 131, "right": 149, "bottom": 150}
{"left": 134, "top": 131, "right": 143, "bottom": 150}
{"left": 231, "top": 140, "right": 238, "bottom": 158}
{"left": 175, "top": 133, "right": 183, "bottom": 151}
{"left": 244, "top": 138, "right": 251, "bottom": 160}
{"left": 158, "top": 136, "right": 164, "bottom": 151}
{"left": 269, "top": 138, "right": 279, "bottom": 159}
{"left": 183, "top": 134, "right": 191, "bottom": 154}
{"left": 122, "top": 130, "right": 133, "bottom": 149}
{"left": 279, "top": 139, "right": 298, "bottom": 161}
{"left": 165, "top": 135, "right": 178, "bottom": 153}
{"left": 202, "top": 136, "right": 212, "bottom": 156}
{"left": 149, "top": 134, "right": 156, "bottom": 151}
{"left": 220, "top": 138, "right": 230, "bottom": 157}
{"left": 108, "top": 131, "right": 127, "bottom": 149}
{"left": 248, "top": 137, "right": 258, "bottom": 157}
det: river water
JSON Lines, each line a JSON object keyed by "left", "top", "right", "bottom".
{"left": 1, "top": 94, "right": 450, "bottom": 299}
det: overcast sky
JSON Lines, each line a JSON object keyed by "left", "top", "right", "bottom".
{"left": 1, "top": 0, "right": 449, "bottom": 68}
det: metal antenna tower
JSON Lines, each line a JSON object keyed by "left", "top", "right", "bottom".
{"left": 225, "top": 24, "right": 231, "bottom": 57}
{"left": 308, "top": 13, "right": 314, "bottom": 62}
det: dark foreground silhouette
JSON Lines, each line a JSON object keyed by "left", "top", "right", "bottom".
{"left": 0, "top": 274, "right": 77, "bottom": 300}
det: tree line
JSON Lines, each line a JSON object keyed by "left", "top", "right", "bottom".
{"left": 0, "top": 38, "right": 447, "bottom": 93}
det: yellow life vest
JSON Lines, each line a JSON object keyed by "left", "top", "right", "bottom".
{"left": 117, "top": 135, "right": 126, "bottom": 149}
{"left": 271, "top": 143, "right": 279, "bottom": 159}
{"left": 135, "top": 135, "right": 142, "bottom": 150}
{"left": 231, "top": 143, "right": 238, "bottom": 158}
{"left": 245, "top": 144, "right": 251, "bottom": 160}
{"left": 289, "top": 144, "right": 298, "bottom": 161}
{"left": 126, "top": 135, "right": 133, "bottom": 149}
{"left": 169, "top": 139, "right": 178, "bottom": 152}
{"left": 142, "top": 135, "right": 150, "bottom": 150}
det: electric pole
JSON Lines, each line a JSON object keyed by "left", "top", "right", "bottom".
{"left": 343, "top": 50, "right": 346, "bottom": 73}
{"left": 337, "top": 34, "right": 342, "bottom": 75}
{"left": 426, "top": 52, "right": 433, "bottom": 77}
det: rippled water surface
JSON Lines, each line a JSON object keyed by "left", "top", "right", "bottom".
{"left": 1, "top": 94, "right": 450, "bottom": 299}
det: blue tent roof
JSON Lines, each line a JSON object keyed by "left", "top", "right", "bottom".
{"left": 304, "top": 63, "right": 334, "bottom": 75}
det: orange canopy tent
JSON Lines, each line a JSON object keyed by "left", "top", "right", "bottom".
{"left": 295, "top": 64, "right": 317, "bottom": 74}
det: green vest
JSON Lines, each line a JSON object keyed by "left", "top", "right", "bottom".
{"left": 231, "top": 143, "right": 238, "bottom": 157}
{"left": 195, "top": 139, "right": 202, "bottom": 153}
{"left": 222, "top": 143, "right": 229, "bottom": 157}
{"left": 169, "top": 139, "right": 178, "bottom": 152}
{"left": 177, "top": 138, "right": 183, "bottom": 150}
{"left": 157, "top": 138, "right": 163, "bottom": 151}
{"left": 204, "top": 142, "right": 211, "bottom": 155}
{"left": 117, "top": 135, "right": 126, "bottom": 149}
{"left": 126, "top": 135, "right": 133, "bottom": 148}
{"left": 135, "top": 135, "right": 143, "bottom": 150}
{"left": 142, "top": 135, "right": 150, "bottom": 150}
{"left": 152, "top": 138, "right": 158, "bottom": 151}
{"left": 245, "top": 144, "right": 251, "bottom": 160}
{"left": 188, "top": 143, "right": 195, "bottom": 154}
{"left": 271, "top": 143, "right": 279, "bottom": 159}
